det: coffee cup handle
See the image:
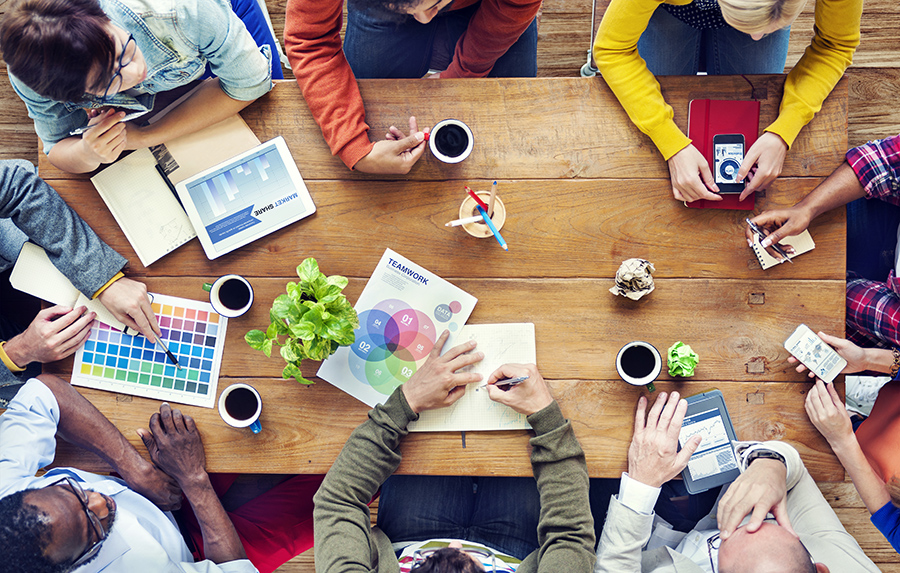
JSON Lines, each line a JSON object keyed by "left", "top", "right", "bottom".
{"left": 645, "top": 382, "right": 656, "bottom": 393}
{"left": 250, "top": 419, "right": 262, "bottom": 434}
{"left": 202, "top": 283, "right": 213, "bottom": 292}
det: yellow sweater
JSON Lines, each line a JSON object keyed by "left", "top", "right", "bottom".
{"left": 593, "top": 0, "right": 862, "bottom": 160}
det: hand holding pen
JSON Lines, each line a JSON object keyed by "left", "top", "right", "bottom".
{"left": 484, "top": 364, "right": 553, "bottom": 416}
{"left": 745, "top": 217, "right": 795, "bottom": 264}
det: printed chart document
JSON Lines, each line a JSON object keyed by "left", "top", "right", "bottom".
{"left": 10, "top": 242, "right": 127, "bottom": 331}
{"left": 91, "top": 147, "right": 196, "bottom": 267}
{"left": 318, "top": 249, "right": 477, "bottom": 407}
{"left": 409, "top": 323, "right": 535, "bottom": 432}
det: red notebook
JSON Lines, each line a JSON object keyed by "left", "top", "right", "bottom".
{"left": 685, "top": 99, "right": 760, "bottom": 211}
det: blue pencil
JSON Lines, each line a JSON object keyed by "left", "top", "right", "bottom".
{"left": 475, "top": 205, "right": 508, "bottom": 251}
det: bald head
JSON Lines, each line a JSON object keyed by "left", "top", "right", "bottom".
{"left": 718, "top": 522, "right": 817, "bottom": 573}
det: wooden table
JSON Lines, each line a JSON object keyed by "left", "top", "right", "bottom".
{"left": 39, "top": 76, "right": 848, "bottom": 480}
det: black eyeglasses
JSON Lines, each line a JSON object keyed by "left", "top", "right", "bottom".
{"left": 48, "top": 477, "right": 108, "bottom": 570}
{"left": 707, "top": 530, "right": 815, "bottom": 573}
{"left": 100, "top": 33, "right": 137, "bottom": 101}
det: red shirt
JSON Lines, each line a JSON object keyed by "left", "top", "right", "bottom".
{"left": 284, "top": 0, "right": 541, "bottom": 169}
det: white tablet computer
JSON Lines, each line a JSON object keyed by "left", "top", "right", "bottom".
{"left": 679, "top": 389, "right": 741, "bottom": 494}
{"left": 174, "top": 136, "right": 316, "bottom": 260}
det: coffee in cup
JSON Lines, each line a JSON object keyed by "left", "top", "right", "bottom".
{"left": 616, "top": 341, "right": 662, "bottom": 392}
{"left": 203, "top": 274, "right": 253, "bottom": 318}
{"left": 218, "top": 383, "right": 262, "bottom": 434}
{"left": 429, "top": 119, "right": 474, "bottom": 164}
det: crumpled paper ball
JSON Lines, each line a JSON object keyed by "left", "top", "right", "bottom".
{"left": 609, "top": 258, "right": 656, "bottom": 300}
{"left": 668, "top": 341, "right": 699, "bottom": 377}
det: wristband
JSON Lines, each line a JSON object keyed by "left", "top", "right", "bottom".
{"left": 747, "top": 449, "right": 786, "bottom": 466}
{"left": 0, "top": 341, "right": 26, "bottom": 372}
{"left": 92, "top": 271, "right": 125, "bottom": 299}
{"left": 891, "top": 348, "right": 900, "bottom": 379}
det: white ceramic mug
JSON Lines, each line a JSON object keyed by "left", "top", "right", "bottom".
{"left": 616, "top": 341, "right": 662, "bottom": 392}
{"left": 203, "top": 274, "right": 253, "bottom": 318}
{"left": 429, "top": 119, "right": 474, "bottom": 164}
{"left": 218, "top": 383, "right": 262, "bottom": 434}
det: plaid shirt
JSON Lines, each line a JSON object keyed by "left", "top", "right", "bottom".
{"left": 846, "top": 135, "right": 900, "bottom": 348}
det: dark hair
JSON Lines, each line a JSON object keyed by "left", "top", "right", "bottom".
{"left": 410, "top": 548, "right": 485, "bottom": 573}
{"left": 0, "top": 490, "right": 70, "bottom": 573}
{"left": 0, "top": 0, "right": 115, "bottom": 102}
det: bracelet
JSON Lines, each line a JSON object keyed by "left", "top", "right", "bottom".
{"left": 892, "top": 348, "right": 900, "bottom": 379}
{"left": 746, "top": 449, "right": 786, "bottom": 466}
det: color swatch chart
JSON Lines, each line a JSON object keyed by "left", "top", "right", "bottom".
{"left": 71, "top": 293, "right": 228, "bottom": 408}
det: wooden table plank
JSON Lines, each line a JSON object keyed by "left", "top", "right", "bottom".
{"left": 36, "top": 76, "right": 848, "bottom": 182}
{"left": 43, "top": 177, "right": 845, "bottom": 281}
{"left": 46, "top": 379, "right": 843, "bottom": 481}
{"left": 44, "top": 277, "right": 846, "bottom": 383}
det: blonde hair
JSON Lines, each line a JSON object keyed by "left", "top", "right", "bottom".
{"left": 890, "top": 476, "right": 900, "bottom": 508}
{"left": 718, "top": 0, "right": 807, "bottom": 35}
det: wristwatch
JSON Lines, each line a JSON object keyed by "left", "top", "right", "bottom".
{"left": 746, "top": 449, "right": 786, "bottom": 466}
{"left": 891, "top": 347, "right": 900, "bottom": 379}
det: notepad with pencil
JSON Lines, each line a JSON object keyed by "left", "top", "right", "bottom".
{"left": 751, "top": 230, "right": 815, "bottom": 269}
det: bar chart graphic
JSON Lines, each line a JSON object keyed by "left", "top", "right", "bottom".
{"left": 198, "top": 154, "right": 275, "bottom": 217}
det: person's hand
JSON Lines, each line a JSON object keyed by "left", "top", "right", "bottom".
{"left": 738, "top": 132, "right": 788, "bottom": 200}
{"left": 3, "top": 305, "right": 95, "bottom": 367}
{"left": 627, "top": 391, "right": 701, "bottom": 488}
{"left": 98, "top": 278, "right": 161, "bottom": 341}
{"left": 805, "top": 378, "right": 854, "bottom": 448}
{"left": 80, "top": 108, "right": 129, "bottom": 165}
{"left": 354, "top": 116, "right": 429, "bottom": 175}
{"left": 138, "top": 403, "right": 207, "bottom": 488}
{"left": 746, "top": 206, "right": 811, "bottom": 260}
{"left": 485, "top": 363, "right": 553, "bottom": 416}
{"left": 666, "top": 144, "right": 722, "bottom": 202}
{"left": 119, "top": 455, "right": 183, "bottom": 511}
{"left": 717, "top": 457, "right": 794, "bottom": 540}
{"left": 401, "top": 330, "right": 483, "bottom": 413}
{"left": 787, "top": 331, "right": 865, "bottom": 376}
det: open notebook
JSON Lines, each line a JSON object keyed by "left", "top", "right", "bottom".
{"left": 751, "top": 230, "right": 815, "bottom": 270}
{"left": 408, "top": 323, "right": 536, "bottom": 432}
{"left": 10, "top": 242, "right": 128, "bottom": 331}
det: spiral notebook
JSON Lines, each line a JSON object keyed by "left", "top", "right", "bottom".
{"left": 751, "top": 230, "right": 815, "bottom": 269}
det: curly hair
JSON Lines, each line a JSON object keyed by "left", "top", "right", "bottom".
{"left": 410, "top": 547, "right": 485, "bottom": 573}
{"left": 0, "top": 0, "right": 116, "bottom": 102}
{"left": 0, "top": 489, "right": 69, "bottom": 573}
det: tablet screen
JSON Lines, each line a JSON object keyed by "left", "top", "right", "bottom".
{"left": 679, "top": 408, "right": 738, "bottom": 480}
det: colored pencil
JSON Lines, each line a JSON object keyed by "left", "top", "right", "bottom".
{"left": 445, "top": 214, "right": 485, "bottom": 227}
{"left": 488, "top": 181, "right": 497, "bottom": 217}
{"left": 475, "top": 205, "right": 508, "bottom": 251}
{"left": 465, "top": 186, "right": 490, "bottom": 210}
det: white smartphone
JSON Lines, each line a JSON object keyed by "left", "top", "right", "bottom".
{"left": 783, "top": 324, "right": 847, "bottom": 383}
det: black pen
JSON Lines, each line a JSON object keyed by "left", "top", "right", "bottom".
{"left": 745, "top": 218, "right": 793, "bottom": 264}
{"left": 480, "top": 375, "right": 529, "bottom": 390}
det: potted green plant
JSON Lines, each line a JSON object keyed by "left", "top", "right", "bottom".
{"left": 245, "top": 258, "right": 358, "bottom": 384}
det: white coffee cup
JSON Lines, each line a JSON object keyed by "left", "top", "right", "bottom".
{"left": 616, "top": 341, "right": 662, "bottom": 392}
{"left": 203, "top": 274, "right": 253, "bottom": 318}
{"left": 429, "top": 119, "right": 474, "bottom": 164}
{"left": 218, "top": 383, "right": 262, "bottom": 434}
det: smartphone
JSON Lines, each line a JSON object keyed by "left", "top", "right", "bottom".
{"left": 783, "top": 324, "right": 847, "bottom": 384}
{"left": 713, "top": 133, "right": 745, "bottom": 194}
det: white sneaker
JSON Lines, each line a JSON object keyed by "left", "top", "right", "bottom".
{"left": 845, "top": 375, "right": 892, "bottom": 417}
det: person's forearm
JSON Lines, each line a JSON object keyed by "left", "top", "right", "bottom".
{"left": 181, "top": 474, "right": 247, "bottom": 563}
{"left": 862, "top": 347, "right": 895, "bottom": 374}
{"left": 37, "top": 375, "right": 151, "bottom": 478}
{"left": 794, "top": 161, "right": 866, "bottom": 221}
{"left": 129, "top": 79, "right": 254, "bottom": 150}
{"left": 830, "top": 434, "right": 891, "bottom": 514}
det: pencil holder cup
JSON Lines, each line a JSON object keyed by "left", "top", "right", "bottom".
{"left": 459, "top": 192, "right": 506, "bottom": 238}
{"left": 430, "top": 119, "right": 474, "bottom": 164}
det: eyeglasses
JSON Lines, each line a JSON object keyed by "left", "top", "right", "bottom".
{"left": 48, "top": 477, "right": 108, "bottom": 570}
{"left": 707, "top": 530, "right": 815, "bottom": 573}
{"left": 100, "top": 33, "right": 137, "bottom": 101}
{"left": 412, "top": 546, "right": 497, "bottom": 572}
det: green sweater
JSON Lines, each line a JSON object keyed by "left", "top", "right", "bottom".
{"left": 312, "top": 387, "right": 596, "bottom": 572}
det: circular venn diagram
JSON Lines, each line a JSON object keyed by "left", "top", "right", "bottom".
{"left": 349, "top": 299, "right": 461, "bottom": 394}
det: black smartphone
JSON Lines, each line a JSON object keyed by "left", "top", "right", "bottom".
{"left": 712, "top": 133, "right": 745, "bottom": 194}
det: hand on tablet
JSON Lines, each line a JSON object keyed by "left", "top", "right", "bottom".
{"left": 627, "top": 392, "right": 701, "bottom": 488}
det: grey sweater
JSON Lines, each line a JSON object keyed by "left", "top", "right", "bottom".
{"left": 312, "top": 387, "right": 596, "bottom": 572}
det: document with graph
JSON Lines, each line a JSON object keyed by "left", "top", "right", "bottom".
{"left": 408, "top": 323, "right": 536, "bottom": 432}
{"left": 174, "top": 136, "right": 316, "bottom": 260}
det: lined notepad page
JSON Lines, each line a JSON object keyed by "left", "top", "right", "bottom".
{"left": 409, "top": 323, "right": 536, "bottom": 432}
{"left": 752, "top": 230, "right": 815, "bottom": 270}
{"left": 10, "top": 242, "right": 127, "bottom": 330}
{"left": 91, "top": 148, "right": 196, "bottom": 267}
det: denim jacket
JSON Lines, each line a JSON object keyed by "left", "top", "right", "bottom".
{"left": 9, "top": 0, "right": 273, "bottom": 154}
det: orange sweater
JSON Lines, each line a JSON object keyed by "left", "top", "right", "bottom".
{"left": 284, "top": 0, "right": 542, "bottom": 169}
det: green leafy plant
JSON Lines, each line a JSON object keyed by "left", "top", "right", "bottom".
{"left": 245, "top": 258, "right": 358, "bottom": 384}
